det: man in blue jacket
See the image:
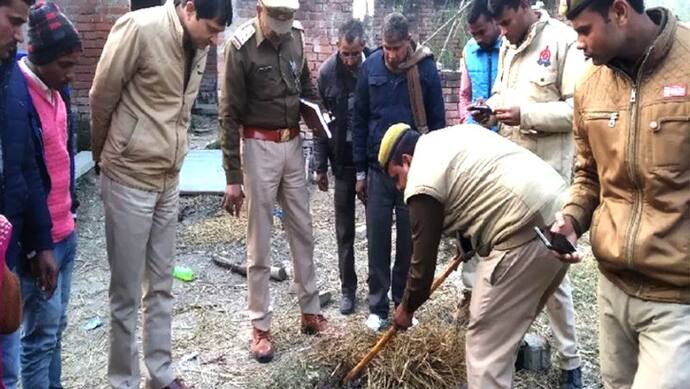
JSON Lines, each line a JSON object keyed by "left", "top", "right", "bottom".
{"left": 0, "top": 0, "right": 58, "bottom": 386}
{"left": 458, "top": 0, "right": 501, "bottom": 128}
{"left": 353, "top": 12, "right": 445, "bottom": 330}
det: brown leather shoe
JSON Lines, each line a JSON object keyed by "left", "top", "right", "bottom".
{"left": 162, "top": 378, "right": 189, "bottom": 389}
{"left": 301, "top": 313, "right": 328, "bottom": 335}
{"left": 251, "top": 327, "right": 274, "bottom": 363}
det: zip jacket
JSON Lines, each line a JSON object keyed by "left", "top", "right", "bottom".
{"left": 563, "top": 8, "right": 689, "bottom": 304}
{"left": 90, "top": 0, "right": 208, "bottom": 192}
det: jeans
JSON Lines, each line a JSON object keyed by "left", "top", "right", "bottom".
{"left": 335, "top": 167, "right": 357, "bottom": 297}
{"left": 19, "top": 231, "right": 77, "bottom": 389}
{"left": 0, "top": 329, "right": 20, "bottom": 389}
{"left": 366, "top": 167, "right": 412, "bottom": 318}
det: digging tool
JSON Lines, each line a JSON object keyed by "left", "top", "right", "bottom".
{"left": 343, "top": 250, "right": 472, "bottom": 384}
{"left": 212, "top": 255, "right": 288, "bottom": 281}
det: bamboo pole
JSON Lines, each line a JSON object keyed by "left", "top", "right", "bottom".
{"left": 343, "top": 250, "right": 469, "bottom": 383}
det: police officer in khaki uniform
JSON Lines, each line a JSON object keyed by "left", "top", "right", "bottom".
{"left": 219, "top": 0, "right": 328, "bottom": 363}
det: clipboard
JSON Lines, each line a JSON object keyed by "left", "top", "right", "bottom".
{"left": 300, "top": 99, "right": 332, "bottom": 139}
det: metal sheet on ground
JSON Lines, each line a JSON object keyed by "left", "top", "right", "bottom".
{"left": 75, "top": 151, "right": 94, "bottom": 179}
{"left": 179, "top": 150, "right": 225, "bottom": 194}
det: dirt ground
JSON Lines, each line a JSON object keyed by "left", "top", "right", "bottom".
{"left": 58, "top": 132, "right": 604, "bottom": 389}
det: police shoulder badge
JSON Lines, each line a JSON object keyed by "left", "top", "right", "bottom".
{"left": 537, "top": 45, "right": 552, "bottom": 67}
{"left": 231, "top": 20, "right": 256, "bottom": 50}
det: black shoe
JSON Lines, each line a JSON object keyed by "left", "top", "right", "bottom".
{"left": 560, "top": 367, "right": 583, "bottom": 389}
{"left": 340, "top": 294, "right": 355, "bottom": 315}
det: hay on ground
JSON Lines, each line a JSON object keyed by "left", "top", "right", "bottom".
{"left": 303, "top": 296, "right": 468, "bottom": 388}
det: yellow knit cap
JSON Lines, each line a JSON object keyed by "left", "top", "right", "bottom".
{"left": 378, "top": 123, "right": 411, "bottom": 170}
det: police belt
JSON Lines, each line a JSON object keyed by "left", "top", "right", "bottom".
{"left": 242, "top": 126, "right": 300, "bottom": 143}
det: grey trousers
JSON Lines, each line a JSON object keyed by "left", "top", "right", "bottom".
{"left": 243, "top": 137, "right": 321, "bottom": 331}
{"left": 101, "top": 174, "right": 177, "bottom": 389}
{"left": 466, "top": 238, "right": 569, "bottom": 388}
{"left": 598, "top": 275, "right": 690, "bottom": 389}
{"left": 462, "top": 255, "right": 581, "bottom": 369}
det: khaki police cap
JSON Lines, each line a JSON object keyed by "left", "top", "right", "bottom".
{"left": 378, "top": 123, "right": 412, "bottom": 170}
{"left": 260, "top": 0, "right": 299, "bottom": 11}
{"left": 564, "top": 0, "right": 595, "bottom": 19}
{"left": 260, "top": 0, "right": 299, "bottom": 35}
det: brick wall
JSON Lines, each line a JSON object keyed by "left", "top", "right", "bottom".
{"left": 441, "top": 70, "right": 462, "bottom": 125}
{"left": 60, "top": 0, "right": 129, "bottom": 115}
{"left": 224, "top": 0, "right": 464, "bottom": 125}
{"left": 59, "top": 0, "right": 466, "bottom": 149}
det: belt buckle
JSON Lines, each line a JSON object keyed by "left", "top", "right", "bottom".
{"left": 279, "top": 128, "right": 291, "bottom": 142}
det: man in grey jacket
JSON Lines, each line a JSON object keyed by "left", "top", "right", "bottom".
{"left": 314, "top": 19, "right": 370, "bottom": 315}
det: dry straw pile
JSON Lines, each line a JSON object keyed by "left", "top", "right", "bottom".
{"left": 307, "top": 317, "right": 467, "bottom": 388}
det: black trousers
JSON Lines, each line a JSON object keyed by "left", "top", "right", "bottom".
{"left": 365, "top": 167, "right": 412, "bottom": 318}
{"left": 334, "top": 167, "right": 357, "bottom": 297}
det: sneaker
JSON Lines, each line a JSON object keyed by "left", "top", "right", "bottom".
{"left": 559, "top": 367, "right": 583, "bottom": 389}
{"left": 365, "top": 314, "right": 387, "bottom": 331}
{"left": 340, "top": 294, "right": 356, "bottom": 315}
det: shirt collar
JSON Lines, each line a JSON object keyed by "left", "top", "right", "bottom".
{"left": 507, "top": 10, "right": 550, "bottom": 52}
{"left": 18, "top": 57, "right": 55, "bottom": 105}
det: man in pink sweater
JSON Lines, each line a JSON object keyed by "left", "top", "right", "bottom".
{"left": 16, "top": 3, "right": 81, "bottom": 388}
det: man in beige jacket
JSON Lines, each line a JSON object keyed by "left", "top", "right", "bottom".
{"left": 89, "top": 0, "right": 231, "bottom": 388}
{"left": 471, "top": 1, "right": 586, "bottom": 387}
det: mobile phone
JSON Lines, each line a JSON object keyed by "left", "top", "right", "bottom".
{"left": 533, "top": 227, "right": 576, "bottom": 255}
{"left": 468, "top": 104, "right": 493, "bottom": 115}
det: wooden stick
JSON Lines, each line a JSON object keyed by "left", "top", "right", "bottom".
{"left": 343, "top": 251, "right": 468, "bottom": 383}
{"left": 212, "top": 255, "right": 288, "bottom": 281}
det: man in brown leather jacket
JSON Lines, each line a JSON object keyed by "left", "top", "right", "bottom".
{"left": 552, "top": 1, "right": 689, "bottom": 387}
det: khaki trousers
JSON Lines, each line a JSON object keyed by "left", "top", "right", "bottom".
{"left": 243, "top": 137, "right": 320, "bottom": 331}
{"left": 598, "top": 274, "right": 690, "bottom": 389}
{"left": 461, "top": 256, "right": 580, "bottom": 369}
{"left": 101, "top": 175, "right": 176, "bottom": 389}
{"left": 466, "top": 238, "right": 568, "bottom": 388}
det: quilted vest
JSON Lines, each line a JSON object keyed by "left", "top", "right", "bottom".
{"left": 463, "top": 38, "right": 501, "bottom": 128}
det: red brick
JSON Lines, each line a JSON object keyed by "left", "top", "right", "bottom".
{"left": 445, "top": 94, "right": 459, "bottom": 103}
{"left": 95, "top": 22, "right": 114, "bottom": 32}
{"left": 81, "top": 39, "right": 104, "bottom": 49}
{"left": 446, "top": 110, "right": 460, "bottom": 119}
